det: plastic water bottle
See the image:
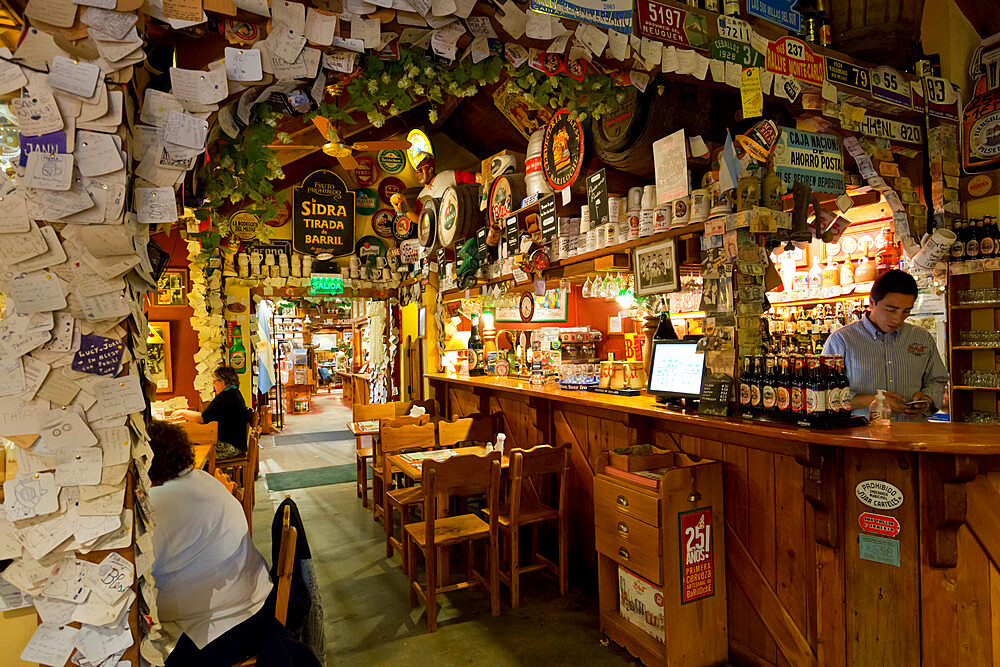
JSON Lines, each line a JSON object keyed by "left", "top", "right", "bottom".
{"left": 494, "top": 433, "right": 506, "bottom": 453}
{"left": 868, "top": 390, "right": 892, "bottom": 425}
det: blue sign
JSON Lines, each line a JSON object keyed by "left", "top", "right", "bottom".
{"left": 19, "top": 131, "right": 67, "bottom": 167}
{"left": 746, "top": 0, "right": 800, "bottom": 33}
{"left": 772, "top": 127, "right": 845, "bottom": 194}
{"left": 530, "top": 0, "right": 632, "bottom": 34}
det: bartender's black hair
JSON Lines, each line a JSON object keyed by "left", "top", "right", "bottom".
{"left": 870, "top": 269, "right": 918, "bottom": 304}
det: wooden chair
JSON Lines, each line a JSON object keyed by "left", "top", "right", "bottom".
{"left": 405, "top": 451, "right": 502, "bottom": 632}
{"left": 352, "top": 402, "right": 396, "bottom": 510}
{"left": 381, "top": 421, "right": 437, "bottom": 572}
{"left": 495, "top": 445, "right": 569, "bottom": 608}
{"left": 370, "top": 414, "right": 431, "bottom": 524}
{"left": 232, "top": 504, "right": 297, "bottom": 667}
{"left": 178, "top": 421, "right": 219, "bottom": 475}
{"left": 218, "top": 413, "right": 259, "bottom": 535}
{"left": 436, "top": 414, "right": 498, "bottom": 449}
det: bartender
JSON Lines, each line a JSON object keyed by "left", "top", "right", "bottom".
{"left": 822, "top": 269, "right": 949, "bottom": 421}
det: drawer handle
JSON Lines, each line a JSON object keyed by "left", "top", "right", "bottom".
{"left": 617, "top": 521, "right": 629, "bottom": 535}
{"left": 616, "top": 494, "right": 629, "bottom": 508}
{"left": 618, "top": 547, "right": 630, "bottom": 560}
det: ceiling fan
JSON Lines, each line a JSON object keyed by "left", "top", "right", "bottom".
{"left": 269, "top": 116, "right": 412, "bottom": 171}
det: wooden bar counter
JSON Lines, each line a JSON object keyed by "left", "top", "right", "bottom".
{"left": 427, "top": 372, "right": 1000, "bottom": 666}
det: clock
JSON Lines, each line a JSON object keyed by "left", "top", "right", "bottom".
{"left": 519, "top": 291, "right": 535, "bottom": 322}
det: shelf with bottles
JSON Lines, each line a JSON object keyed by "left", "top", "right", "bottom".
{"left": 946, "top": 216, "right": 1000, "bottom": 271}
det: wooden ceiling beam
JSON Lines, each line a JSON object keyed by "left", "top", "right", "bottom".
{"left": 953, "top": 0, "right": 1000, "bottom": 39}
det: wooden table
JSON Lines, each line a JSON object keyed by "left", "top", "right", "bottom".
{"left": 389, "top": 446, "right": 509, "bottom": 481}
{"left": 349, "top": 420, "right": 379, "bottom": 508}
{"left": 192, "top": 443, "right": 215, "bottom": 475}
{"left": 428, "top": 371, "right": 1000, "bottom": 666}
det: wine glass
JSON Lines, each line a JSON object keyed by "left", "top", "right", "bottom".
{"left": 582, "top": 277, "right": 592, "bottom": 299}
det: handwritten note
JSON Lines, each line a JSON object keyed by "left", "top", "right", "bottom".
{"left": 24, "top": 152, "right": 73, "bottom": 191}
{"left": 90, "top": 551, "right": 134, "bottom": 603}
{"left": 0, "top": 192, "right": 30, "bottom": 233}
{"left": 55, "top": 447, "right": 103, "bottom": 486}
{"left": 41, "top": 408, "right": 98, "bottom": 449}
{"left": 136, "top": 187, "right": 178, "bottom": 224}
{"left": 12, "top": 92, "right": 64, "bottom": 137}
{"left": 9, "top": 272, "right": 67, "bottom": 313}
{"left": 72, "top": 333, "right": 124, "bottom": 376}
{"left": 224, "top": 47, "right": 263, "bottom": 82}
{"left": 20, "top": 623, "right": 79, "bottom": 667}
{"left": 163, "top": 110, "right": 209, "bottom": 150}
{"left": 47, "top": 56, "right": 101, "bottom": 99}
{"left": 74, "top": 131, "right": 124, "bottom": 177}
{"left": 305, "top": 8, "right": 337, "bottom": 45}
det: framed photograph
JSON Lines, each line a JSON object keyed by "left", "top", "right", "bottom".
{"left": 155, "top": 269, "right": 187, "bottom": 306}
{"left": 146, "top": 322, "right": 173, "bottom": 393}
{"left": 633, "top": 238, "right": 680, "bottom": 296}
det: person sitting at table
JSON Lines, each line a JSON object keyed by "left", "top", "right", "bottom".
{"left": 170, "top": 365, "right": 252, "bottom": 460}
{"left": 149, "top": 421, "right": 320, "bottom": 666}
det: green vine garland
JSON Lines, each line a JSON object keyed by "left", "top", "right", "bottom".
{"left": 197, "top": 46, "right": 632, "bottom": 245}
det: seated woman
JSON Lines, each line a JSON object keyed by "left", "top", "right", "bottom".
{"left": 148, "top": 420, "right": 273, "bottom": 665}
{"left": 169, "top": 365, "right": 251, "bottom": 460}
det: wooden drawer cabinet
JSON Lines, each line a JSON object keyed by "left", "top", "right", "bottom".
{"left": 594, "top": 460, "right": 728, "bottom": 666}
{"left": 596, "top": 512, "right": 663, "bottom": 584}
{"left": 594, "top": 476, "right": 661, "bottom": 528}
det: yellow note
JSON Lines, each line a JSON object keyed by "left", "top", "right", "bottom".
{"left": 741, "top": 67, "right": 763, "bottom": 119}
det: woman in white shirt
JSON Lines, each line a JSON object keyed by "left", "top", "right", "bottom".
{"left": 148, "top": 420, "right": 273, "bottom": 665}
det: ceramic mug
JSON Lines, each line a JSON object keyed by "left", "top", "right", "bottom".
{"left": 671, "top": 196, "right": 691, "bottom": 227}
{"left": 653, "top": 207, "right": 671, "bottom": 233}
{"left": 690, "top": 188, "right": 710, "bottom": 223}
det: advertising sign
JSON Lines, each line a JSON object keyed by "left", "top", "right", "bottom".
{"left": 711, "top": 37, "right": 764, "bottom": 68}
{"left": 858, "top": 115, "right": 923, "bottom": 145}
{"left": 679, "top": 507, "right": 715, "bottom": 604}
{"left": 859, "top": 512, "right": 901, "bottom": 538}
{"left": 772, "top": 127, "right": 845, "bottom": 194}
{"left": 963, "top": 40, "right": 1000, "bottom": 173}
{"left": 870, "top": 65, "right": 912, "bottom": 109}
{"left": 826, "top": 57, "right": 870, "bottom": 92}
{"left": 292, "top": 170, "right": 355, "bottom": 257}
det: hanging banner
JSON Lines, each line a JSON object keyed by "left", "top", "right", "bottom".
{"left": 292, "top": 170, "right": 356, "bottom": 257}
{"left": 766, "top": 36, "right": 825, "bottom": 86}
{"left": 530, "top": 0, "right": 632, "bottom": 34}
{"left": 772, "top": 127, "right": 845, "bottom": 194}
{"left": 870, "top": 65, "right": 912, "bottom": 109}
{"left": 636, "top": 1, "right": 709, "bottom": 50}
{"left": 745, "top": 0, "right": 800, "bottom": 34}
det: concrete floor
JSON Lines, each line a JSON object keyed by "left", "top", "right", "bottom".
{"left": 250, "top": 391, "right": 640, "bottom": 666}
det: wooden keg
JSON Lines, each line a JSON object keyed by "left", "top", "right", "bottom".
{"left": 487, "top": 173, "right": 526, "bottom": 232}
{"left": 591, "top": 80, "right": 715, "bottom": 178}
{"left": 437, "top": 183, "right": 479, "bottom": 249}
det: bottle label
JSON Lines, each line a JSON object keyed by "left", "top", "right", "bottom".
{"left": 776, "top": 387, "right": 790, "bottom": 410}
{"left": 762, "top": 386, "right": 776, "bottom": 409}
{"left": 751, "top": 385, "right": 762, "bottom": 407}
{"left": 806, "top": 388, "right": 826, "bottom": 414}
{"left": 790, "top": 387, "right": 804, "bottom": 412}
{"left": 981, "top": 237, "right": 995, "bottom": 256}
{"left": 967, "top": 240, "right": 980, "bottom": 257}
{"left": 740, "top": 383, "right": 751, "bottom": 406}
{"left": 230, "top": 350, "right": 245, "bottom": 370}
{"left": 951, "top": 241, "right": 965, "bottom": 258}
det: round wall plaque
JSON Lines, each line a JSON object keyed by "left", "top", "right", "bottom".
{"left": 355, "top": 187, "right": 379, "bottom": 215}
{"left": 542, "top": 108, "right": 584, "bottom": 192}
{"left": 229, "top": 211, "right": 261, "bottom": 240}
{"left": 371, "top": 208, "right": 396, "bottom": 238}
{"left": 353, "top": 157, "right": 379, "bottom": 187}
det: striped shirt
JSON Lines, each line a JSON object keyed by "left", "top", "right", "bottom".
{"left": 822, "top": 316, "right": 949, "bottom": 422}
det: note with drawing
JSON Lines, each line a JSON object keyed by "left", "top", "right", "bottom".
{"left": 4, "top": 473, "right": 60, "bottom": 521}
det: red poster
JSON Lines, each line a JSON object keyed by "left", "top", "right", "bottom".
{"left": 679, "top": 507, "right": 715, "bottom": 604}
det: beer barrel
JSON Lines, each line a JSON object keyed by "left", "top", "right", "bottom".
{"left": 591, "top": 80, "right": 714, "bottom": 178}
{"left": 487, "top": 173, "right": 526, "bottom": 232}
{"left": 418, "top": 198, "right": 438, "bottom": 249}
{"left": 437, "top": 184, "right": 479, "bottom": 249}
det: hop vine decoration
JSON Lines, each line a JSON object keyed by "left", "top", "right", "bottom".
{"left": 194, "top": 104, "right": 289, "bottom": 245}
{"left": 502, "top": 63, "right": 628, "bottom": 121}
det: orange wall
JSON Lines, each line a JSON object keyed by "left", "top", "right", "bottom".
{"left": 148, "top": 230, "right": 202, "bottom": 409}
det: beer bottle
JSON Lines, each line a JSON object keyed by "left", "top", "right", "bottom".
{"left": 966, "top": 219, "right": 981, "bottom": 260}
{"left": 750, "top": 356, "right": 764, "bottom": 413}
{"left": 805, "top": 355, "right": 825, "bottom": 417}
{"left": 775, "top": 355, "right": 791, "bottom": 413}
{"left": 468, "top": 318, "right": 485, "bottom": 376}
{"left": 790, "top": 355, "right": 806, "bottom": 414}
{"left": 950, "top": 220, "right": 965, "bottom": 262}
{"left": 980, "top": 216, "right": 997, "bottom": 258}
{"left": 229, "top": 325, "right": 247, "bottom": 374}
{"left": 762, "top": 356, "right": 777, "bottom": 413}
{"left": 740, "top": 356, "right": 753, "bottom": 410}
{"left": 836, "top": 356, "right": 852, "bottom": 415}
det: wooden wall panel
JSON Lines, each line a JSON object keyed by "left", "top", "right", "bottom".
{"left": 747, "top": 449, "right": 779, "bottom": 664}
{"left": 773, "top": 453, "right": 813, "bottom": 666}
{"left": 844, "top": 450, "right": 920, "bottom": 667}
{"left": 724, "top": 444, "right": 752, "bottom": 655}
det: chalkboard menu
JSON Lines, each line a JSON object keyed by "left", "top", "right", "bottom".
{"left": 699, "top": 373, "right": 732, "bottom": 416}
{"left": 437, "top": 247, "right": 447, "bottom": 280}
{"left": 587, "top": 168, "right": 610, "bottom": 228}
{"left": 505, "top": 215, "right": 520, "bottom": 255}
{"left": 476, "top": 227, "right": 489, "bottom": 265}
{"left": 538, "top": 195, "right": 557, "bottom": 243}
{"left": 293, "top": 169, "right": 355, "bottom": 257}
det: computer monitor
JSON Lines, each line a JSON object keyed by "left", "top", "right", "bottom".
{"left": 647, "top": 340, "right": 706, "bottom": 402}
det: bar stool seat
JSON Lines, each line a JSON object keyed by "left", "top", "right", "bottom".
{"left": 490, "top": 499, "right": 559, "bottom": 527}
{"left": 405, "top": 514, "right": 490, "bottom": 547}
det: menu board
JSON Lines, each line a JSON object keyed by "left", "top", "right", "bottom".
{"left": 505, "top": 214, "right": 520, "bottom": 255}
{"left": 587, "top": 169, "right": 610, "bottom": 228}
{"left": 538, "top": 195, "right": 558, "bottom": 243}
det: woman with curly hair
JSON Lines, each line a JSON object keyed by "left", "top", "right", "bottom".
{"left": 148, "top": 420, "right": 273, "bottom": 665}
{"left": 167, "top": 365, "right": 252, "bottom": 460}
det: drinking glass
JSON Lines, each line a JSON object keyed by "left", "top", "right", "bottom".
{"left": 582, "top": 277, "right": 592, "bottom": 299}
